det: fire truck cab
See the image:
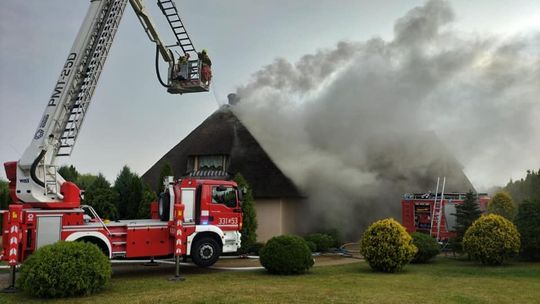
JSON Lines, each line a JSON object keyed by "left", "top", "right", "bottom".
{"left": 157, "top": 177, "right": 243, "bottom": 266}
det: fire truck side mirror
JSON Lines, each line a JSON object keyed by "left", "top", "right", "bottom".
{"left": 237, "top": 190, "right": 243, "bottom": 204}
{"left": 163, "top": 176, "right": 174, "bottom": 188}
{"left": 237, "top": 187, "right": 247, "bottom": 205}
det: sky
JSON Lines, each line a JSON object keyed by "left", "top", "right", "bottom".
{"left": 1, "top": 0, "right": 539, "bottom": 189}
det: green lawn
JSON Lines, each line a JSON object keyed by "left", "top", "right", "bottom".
{"left": 1, "top": 257, "right": 539, "bottom": 304}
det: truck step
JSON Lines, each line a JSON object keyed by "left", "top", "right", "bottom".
{"left": 112, "top": 251, "right": 126, "bottom": 258}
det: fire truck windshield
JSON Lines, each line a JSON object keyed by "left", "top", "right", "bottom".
{"left": 212, "top": 186, "right": 237, "bottom": 208}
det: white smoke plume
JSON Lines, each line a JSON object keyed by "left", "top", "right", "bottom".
{"left": 233, "top": 0, "right": 540, "bottom": 238}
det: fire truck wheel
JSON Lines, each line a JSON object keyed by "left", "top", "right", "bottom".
{"left": 158, "top": 192, "right": 170, "bottom": 221}
{"left": 192, "top": 237, "right": 221, "bottom": 267}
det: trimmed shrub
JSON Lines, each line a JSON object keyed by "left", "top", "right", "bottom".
{"left": 488, "top": 192, "right": 517, "bottom": 221}
{"left": 18, "top": 241, "right": 112, "bottom": 298}
{"left": 410, "top": 232, "right": 440, "bottom": 263}
{"left": 304, "top": 233, "right": 334, "bottom": 252}
{"left": 260, "top": 235, "right": 314, "bottom": 275}
{"left": 360, "top": 218, "right": 417, "bottom": 273}
{"left": 463, "top": 214, "right": 520, "bottom": 265}
{"left": 514, "top": 200, "right": 540, "bottom": 261}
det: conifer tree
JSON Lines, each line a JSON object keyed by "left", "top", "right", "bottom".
{"left": 0, "top": 179, "right": 10, "bottom": 209}
{"left": 233, "top": 173, "right": 257, "bottom": 252}
{"left": 114, "top": 166, "right": 139, "bottom": 219}
{"left": 452, "top": 190, "right": 481, "bottom": 251}
{"left": 84, "top": 174, "right": 118, "bottom": 220}
{"left": 515, "top": 199, "right": 540, "bottom": 261}
{"left": 126, "top": 176, "right": 143, "bottom": 219}
{"left": 158, "top": 161, "right": 174, "bottom": 195}
{"left": 138, "top": 183, "right": 157, "bottom": 218}
{"left": 0, "top": 179, "right": 10, "bottom": 234}
{"left": 58, "top": 165, "right": 79, "bottom": 183}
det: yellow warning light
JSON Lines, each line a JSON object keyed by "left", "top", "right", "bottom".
{"left": 177, "top": 211, "right": 183, "bottom": 217}
{"left": 12, "top": 212, "right": 17, "bottom": 219}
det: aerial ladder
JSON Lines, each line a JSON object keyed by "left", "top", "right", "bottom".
{"left": 4, "top": 0, "right": 211, "bottom": 208}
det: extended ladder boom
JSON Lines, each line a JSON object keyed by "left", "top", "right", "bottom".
{"left": 11, "top": 0, "right": 206, "bottom": 206}
{"left": 16, "top": 0, "right": 129, "bottom": 204}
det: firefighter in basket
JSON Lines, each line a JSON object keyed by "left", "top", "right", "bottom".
{"left": 198, "top": 49, "right": 212, "bottom": 85}
{"left": 175, "top": 53, "right": 190, "bottom": 81}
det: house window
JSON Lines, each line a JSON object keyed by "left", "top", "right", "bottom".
{"left": 189, "top": 155, "right": 228, "bottom": 171}
{"left": 199, "top": 155, "right": 224, "bottom": 170}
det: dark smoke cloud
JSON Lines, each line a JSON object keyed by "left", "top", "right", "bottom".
{"left": 233, "top": 0, "right": 540, "bottom": 239}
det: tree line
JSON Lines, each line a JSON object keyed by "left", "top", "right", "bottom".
{"left": 57, "top": 165, "right": 156, "bottom": 220}
{"left": 503, "top": 169, "right": 540, "bottom": 205}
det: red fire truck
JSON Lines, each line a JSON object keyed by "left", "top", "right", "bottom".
{"left": 401, "top": 191, "right": 489, "bottom": 241}
{"left": 1, "top": 0, "right": 242, "bottom": 282}
{"left": 2, "top": 173, "right": 243, "bottom": 266}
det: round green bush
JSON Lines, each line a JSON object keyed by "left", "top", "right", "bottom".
{"left": 463, "top": 214, "right": 520, "bottom": 265}
{"left": 18, "top": 241, "right": 112, "bottom": 298}
{"left": 260, "top": 235, "right": 314, "bottom": 275}
{"left": 410, "top": 232, "right": 440, "bottom": 263}
{"left": 360, "top": 218, "right": 417, "bottom": 273}
{"left": 304, "top": 233, "right": 334, "bottom": 252}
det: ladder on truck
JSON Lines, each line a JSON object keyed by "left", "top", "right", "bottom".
{"left": 430, "top": 177, "right": 446, "bottom": 241}
{"left": 157, "top": 0, "right": 208, "bottom": 93}
{"left": 57, "top": 0, "right": 129, "bottom": 157}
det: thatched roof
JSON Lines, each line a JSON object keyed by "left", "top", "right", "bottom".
{"left": 141, "top": 106, "right": 303, "bottom": 198}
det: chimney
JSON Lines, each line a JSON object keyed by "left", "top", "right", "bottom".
{"left": 227, "top": 93, "right": 240, "bottom": 105}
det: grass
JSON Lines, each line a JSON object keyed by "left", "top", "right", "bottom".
{"left": 0, "top": 257, "right": 539, "bottom": 304}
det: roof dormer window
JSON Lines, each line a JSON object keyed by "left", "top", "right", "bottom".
{"left": 189, "top": 155, "right": 228, "bottom": 171}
